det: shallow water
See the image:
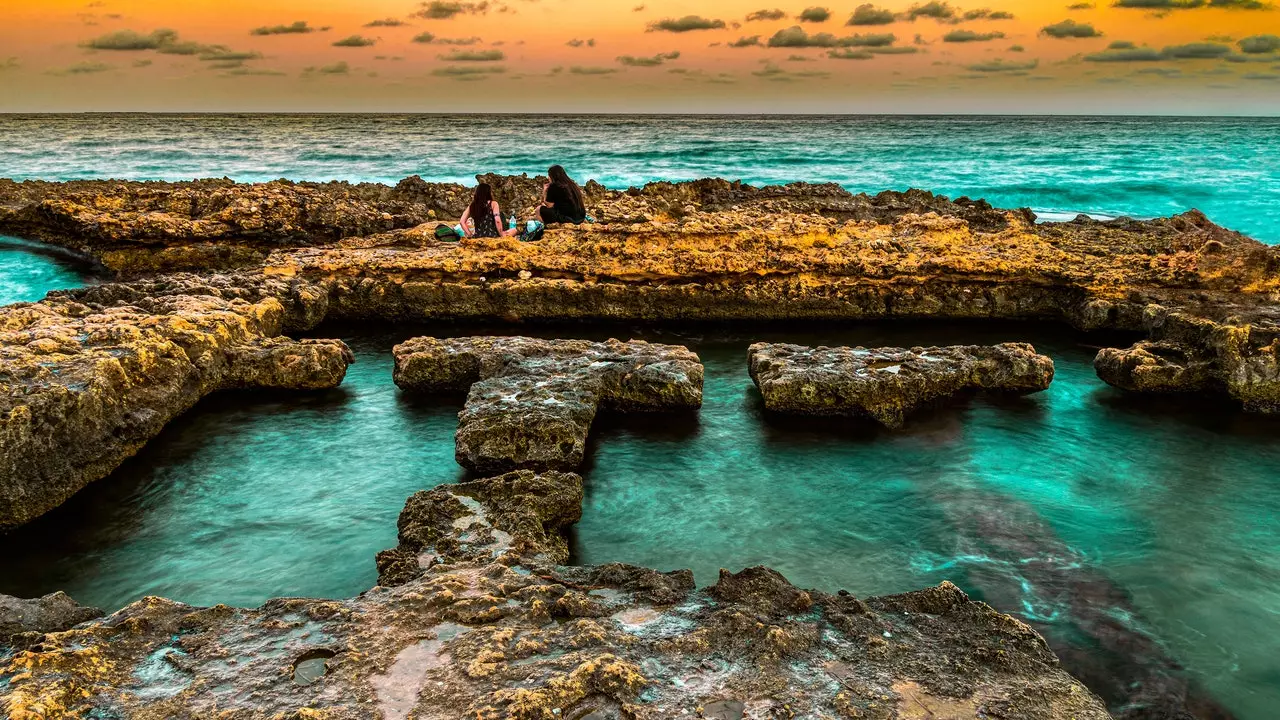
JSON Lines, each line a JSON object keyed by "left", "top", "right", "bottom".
{"left": 0, "top": 236, "right": 96, "bottom": 305}
{"left": 2, "top": 114, "right": 1278, "bottom": 243}
{"left": 1, "top": 319, "right": 1279, "bottom": 718}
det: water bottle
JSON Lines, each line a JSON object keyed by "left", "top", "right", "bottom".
{"left": 508, "top": 214, "right": 516, "bottom": 232}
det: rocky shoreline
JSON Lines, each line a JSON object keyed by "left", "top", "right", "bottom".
{"left": 2, "top": 174, "right": 1277, "bottom": 718}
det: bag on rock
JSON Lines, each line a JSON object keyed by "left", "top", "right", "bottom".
{"left": 434, "top": 224, "right": 461, "bottom": 241}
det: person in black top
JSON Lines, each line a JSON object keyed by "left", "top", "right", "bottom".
{"left": 538, "top": 165, "right": 587, "bottom": 224}
{"left": 460, "top": 182, "right": 517, "bottom": 238}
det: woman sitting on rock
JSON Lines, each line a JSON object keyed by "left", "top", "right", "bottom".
{"left": 460, "top": 182, "right": 517, "bottom": 238}
{"left": 538, "top": 165, "right": 587, "bottom": 225}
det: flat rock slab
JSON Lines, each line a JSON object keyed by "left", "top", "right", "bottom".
{"left": 393, "top": 336, "right": 703, "bottom": 473}
{"left": 748, "top": 341, "right": 1054, "bottom": 428}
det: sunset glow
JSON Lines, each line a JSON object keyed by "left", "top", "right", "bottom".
{"left": 1, "top": 1, "right": 1278, "bottom": 112}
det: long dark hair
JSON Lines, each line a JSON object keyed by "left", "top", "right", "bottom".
{"left": 548, "top": 165, "right": 584, "bottom": 213}
{"left": 468, "top": 182, "right": 495, "bottom": 220}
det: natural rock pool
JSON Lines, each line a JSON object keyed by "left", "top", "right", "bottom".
{"left": 3, "top": 246, "right": 1280, "bottom": 718}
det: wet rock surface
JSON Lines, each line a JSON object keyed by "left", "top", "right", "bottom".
{"left": 749, "top": 342, "right": 1055, "bottom": 428}
{"left": 1, "top": 468, "right": 1111, "bottom": 720}
{"left": 393, "top": 336, "right": 703, "bottom": 473}
{"left": 1, "top": 592, "right": 102, "bottom": 646}
{"left": 0, "top": 279, "right": 353, "bottom": 528}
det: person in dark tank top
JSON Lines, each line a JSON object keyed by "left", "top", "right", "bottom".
{"left": 539, "top": 165, "right": 587, "bottom": 224}
{"left": 460, "top": 182, "right": 517, "bottom": 238}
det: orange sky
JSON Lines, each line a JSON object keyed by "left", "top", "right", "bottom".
{"left": 1, "top": 0, "right": 1278, "bottom": 112}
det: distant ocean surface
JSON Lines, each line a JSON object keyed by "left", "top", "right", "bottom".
{"left": 1, "top": 114, "right": 1278, "bottom": 244}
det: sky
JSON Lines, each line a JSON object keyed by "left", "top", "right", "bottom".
{"left": 0, "top": 0, "right": 1278, "bottom": 113}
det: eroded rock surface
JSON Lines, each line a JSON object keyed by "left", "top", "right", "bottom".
{"left": 0, "top": 284, "right": 353, "bottom": 528}
{"left": 749, "top": 342, "right": 1055, "bottom": 428}
{"left": 1, "top": 592, "right": 102, "bottom": 646}
{"left": 1095, "top": 305, "right": 1280, "bottom": 412}
{"left": 393, "top": 336, "right": 703, "bottom": 473}
{"left": 0, "top": 469, "right": 1111, "bottom": 720}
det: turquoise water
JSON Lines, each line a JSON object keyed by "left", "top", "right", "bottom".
{"left": 1, "top": 318, "right": 1279, "bottom": 718}
{"left": 1, "top": 114, "right": 1278, "bottom": 243}
{"left": 0, "top": 236, "right": 96, "bottom": 305}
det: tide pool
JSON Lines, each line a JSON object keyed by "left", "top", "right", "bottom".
{"left": 0, "top": 322, "right": 1277, "bottom": 718}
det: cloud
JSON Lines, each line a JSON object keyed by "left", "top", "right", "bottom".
{"left": 568, "top": 65, "right": 618, "bottom": 74}
{"left": 83, "top": 28, "right": 179, "bottom": 51}
{"left": 1084, "top": 45, "right": 1165, "bottom": 60}
{"left": 251, "top": 21, "right": 323, "bottom": 35}
{"left": 365, "top": 19, "right": 409, "bottom": 27}
{"left": 907, "top": 1, "right": 959, "bottom": 21}
{"left": 798, "top": 7, "right": 832, "bottom": 22}
{"left": 432, "top": 65, "right": 506, "bottom": 77}
{"left": 51, "top": 61, "right": 113, "bottom": 75}
{"left": 1135, "top": 66, "right": 1182, "bottom": 75}
{"left": 767, "top": 26, "right": 897, "bottom": 47}
{"left": 1009, "top": 44, "right": 1025, "bottom": 51}
{"left": 439, "top": 49, "right": 504, "bottom": 61}
{"left": 729, "top": 35, "right": 763, "bottom": 47}
{"left": 617, "top": 50, "right": 680, "bottom": 66}
{"left": 415, "top": 1, "right": 492, "bottom": 19}
{"left": 966, "top": 58, "right": 1039, "bottom": 71}
{"left": 1113, "top": 0, "right": 1268, "bottom": 9}
{"left": 566, "top": 38, "right": 596, "bottom": 47}
{"left": 827, "top": 48, "right": 874, "bottom": 59}
{"left": 413, "top": 33, "right": 481, "bottom": 44}
{"left": 963, "top": 8, "right": 1015, "bottom": 19}
{"left": 304, "top": 61, "right": 350, "bottom": 75}
{"left": 200, "top": 49, "right": 262, "bottom": 62}
{"left": 1239, "top": 34, "right": 1280, "bottom": 53}
{"left": 132, "top": 58, "right": 152, "bottom": 67}
{"left": 752, "top": 61, "right": 830, "bottom": 80}
{"left": 332, "top": 35, "right": 376, "bottom": 47}
{"left": 943, "top": 29, "right": 1006, "bottom": 42}
{"left": 1, "top": 57, "right": 19, "bottom": 71}
{"left": 1162, "top": 42, "right": 1233, "bottom": 57}
{"left": 224, "top": 67, "right": 286, "bottom": 76}
{"left": 746, "top": 8, "right": 787, "bottom": 21}
{"left": 1067, "top": 2, "right": 1095, "bottom": 7}
{"left": 848, "top": 4, "right": 897, "bottom": 24}
{"left": 1041, "top": 19, "right": 1102, "bottom": 37}
{"left": 647, "top": 15, "right": 727, "bottom": 32}
{"left": 1243, "top": 71, "right": 1280, "bottom": 79}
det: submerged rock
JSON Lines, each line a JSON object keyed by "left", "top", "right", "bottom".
{"left": 0, "top": 592, "right": 102, "bottom": 646}
{"left": 393, "top": 336, "right": 703, "bottom": 473}
{"left": 0, "top": 284, "right": 353, "bottom": 528}
{"left": 0, "top": 469, "right": 1111, "bottom": 720}
{"left": 748, "top": 342, "right": 1055, "bottom": 428}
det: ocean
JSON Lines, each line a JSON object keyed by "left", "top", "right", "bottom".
{"left": 2, "top": 114, "right": 1280, "bottom": 719}
{"left": 1, "top": 113, "right": 1277, "bottom": 243}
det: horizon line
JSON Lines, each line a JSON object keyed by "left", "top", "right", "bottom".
{"left": 1, "top": 111, "right": 1278, "bottom": 119}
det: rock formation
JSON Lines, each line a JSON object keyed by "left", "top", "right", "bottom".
{"left": 0, "top": 592, "right": 102, "bottom": 647}
{"left": 1, "top": 468, "right": 1111, "bottom": 720}
{"left": 748, "top": 342, "right": 1055, "bottom": 428}
{"left": 393, "top": 336, "right": 703, "bottom": 473}
{"left": 0, "top": 279, "right": 353, "bottom": 528}
{"left": 1095, "top": 305, "right": 1280, "bottom": 411}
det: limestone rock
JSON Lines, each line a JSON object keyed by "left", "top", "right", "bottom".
{"left": 0, "top": 290, "right": 353, "bottom": 528}
{"left": 749, "top": 342, "right": 1055, "bottom": 428}
{"left": 0, "top": 592, "right": 102, "bottom": 645}
{"left": 0, "top": 469, "right": 1110, "bottom": 720}
{"left": 393, "top": 336, "right": 703, "bottom": 473}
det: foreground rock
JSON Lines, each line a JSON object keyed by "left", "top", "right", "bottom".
{"left": 0, "top": 469, "right": 1111, "bottom": 720}
{"left": 394, "top": 336, "right": 703, "bottom": 473}
{"left": 1, "top": 592, "right": 102, "bottom": 646}
{"left": 1095, "top": 305, "right": 1280, "bottom": 412}
{"left": 0, "top": 279, "right": 353, "bottom": 528}
{"left": 749, "top": 342, "right": 1055, "bottom": 428}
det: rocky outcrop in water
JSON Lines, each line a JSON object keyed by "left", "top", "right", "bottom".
{"left": 1095, "top": 305, "right": 1280, "bottom": 412}
{"left": 393, "top": 336, "right": 703, "bottom": 473}
{"left": 0, "top": 467, "right": 1111, "bottom": 720}
{"left": 0, "top": 592, "right": 102, "bottom": 647}
{"left": 748, "top": 342, "right": 1055, "bottom": 428}
{"left": 0, "top": 280, "right": 353, "bottom": 528}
